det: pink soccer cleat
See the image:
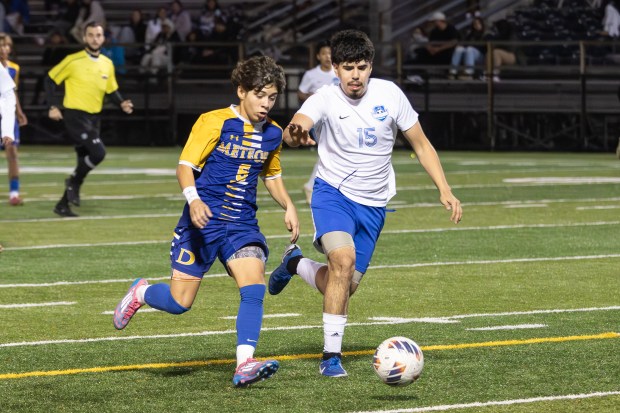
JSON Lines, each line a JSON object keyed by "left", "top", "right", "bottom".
{"left": 113, "top": 278, "right": 148, "bottom": 330}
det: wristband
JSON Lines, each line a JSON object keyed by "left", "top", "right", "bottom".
{"left": 183, "top": 186, "right": 200, "bottom": 204}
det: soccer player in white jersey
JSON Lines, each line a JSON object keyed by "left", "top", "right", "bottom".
{"left": 269, "top": 30, "right": 462, "bottom": 377}
{"left": 297, "top": 40, "right": 339, "bottom": 204}
{"left": 112, "top": 56, "right": 300, "bottom": 387}
{"left": 0, "top": 64, "right": 16, "bottom": 147}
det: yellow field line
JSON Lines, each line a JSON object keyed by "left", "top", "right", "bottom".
{"left": 1, "top": 331, "right": 617, "bottom": 380}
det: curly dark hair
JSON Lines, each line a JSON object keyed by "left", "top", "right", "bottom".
{"left": 330, "top": 30, "right": 375, "bottom": 65}
{"left": 231, "top": 56, "right": 286, "bottom": 94}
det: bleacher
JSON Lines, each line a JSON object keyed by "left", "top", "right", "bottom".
{"left": 6, "top": 0, "right": 620, "bottom": 150}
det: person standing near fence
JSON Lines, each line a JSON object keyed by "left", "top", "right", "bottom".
{"left": 45, "top": 21, "right": 133, "bottom": 217}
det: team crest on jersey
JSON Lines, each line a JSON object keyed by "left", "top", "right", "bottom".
{"left": 372, "top": 105, "right": 388, "bottom": 121}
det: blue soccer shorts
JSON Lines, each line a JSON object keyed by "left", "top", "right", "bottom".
{"left": 170, "top": 221, "right": 269, "bottom": 278}
{"left": 311, "top": 178, "right": 386, "bottom": 274}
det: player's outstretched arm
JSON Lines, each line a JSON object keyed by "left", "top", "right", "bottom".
{"left": 403, "top": 122, "right": 462, "bottom": 224}
{"left": 176, "top": 163, "right": 212, "bottom": 228}
{"left": 263, "top": 176, "right": 299, "bottom": 243}
{"left": 283, "top": 113, "right": 315, "bottom": 147}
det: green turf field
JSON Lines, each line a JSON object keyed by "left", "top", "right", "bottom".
{"left": 0, "top": 146, "right": 619, "bottom": 412}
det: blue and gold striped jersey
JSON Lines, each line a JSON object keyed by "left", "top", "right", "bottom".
{"left": 177, "top": 105, "right": 284, "bottom": 227}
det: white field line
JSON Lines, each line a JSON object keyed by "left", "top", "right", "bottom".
{"left": 100, "top": 308, "right": 159, "bottom": 315}
{"left": 2, "top": 197, "right": 620, "bottom": 223}
{"left": 350, "top": 391, "right": 620, "bottom": 413}
{"left": 0, "top": 306, "right": 618, "bottom": 348}
{"left": 504, "top": 204, "right": 548, "bottom": 208}
{"left": 369, "top": 254, "right": 620, "bottom": 270}
{"left": 369, "top": 306, "right": 620, "bottom": 323}
{"left": 3, "top": 220, "right": 619, "bottom": 250}
{"left": 0, "top": 301, "right": 76, "bottom": 309}
{"left": 577, "top": 205, "right": 620, "bottom": 210}
{"left": 219, "top": 313, "right": 301, "bottom": 320}
{"left": 465, "top": 324, "right": 547, "bottom": 331}
{"left": 99, "top": 309, "right": 301, "bottom": 318}
{"left": 1, "top": 254, "right": 620, "bottom": 289}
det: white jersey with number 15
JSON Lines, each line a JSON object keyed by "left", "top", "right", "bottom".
{"left": 298, "top": 78, "right": 418, "bottom": 207}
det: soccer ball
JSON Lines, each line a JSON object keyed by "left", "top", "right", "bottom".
{"left": 372, "top": 336, "right": 424, "bottom": 386}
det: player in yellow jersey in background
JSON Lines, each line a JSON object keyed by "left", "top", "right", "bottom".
{"left": 113, "top": 55, "right": 299, "bottom": 388}
{"left": 45, "top": 21, "right": 133, "bottom": 217}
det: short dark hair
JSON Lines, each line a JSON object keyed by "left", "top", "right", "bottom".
{"left": 330, "top": 30, "right": 374, "bottom": 65}
{"left": 83, "top": 21, "right": 104, "bottom": 31}
{"left": 316, "top": 39, "right": 331, "bottom": 52}
{"left": 231, "top": 56, "right": 286, "bottom": 94}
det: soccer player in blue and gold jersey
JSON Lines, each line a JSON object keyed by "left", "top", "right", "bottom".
{"left": 113, "top": 56, "right": 300, "bottom": 387}
{"left": 45, "top": 21, "right": 134, "bottom": 217}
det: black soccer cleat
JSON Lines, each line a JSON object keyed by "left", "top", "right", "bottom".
{"left": 53, "top": 202, "right": 78, "bottom": 217}
{"left": 65, "top": 178, "right": 81, "bottom": 207}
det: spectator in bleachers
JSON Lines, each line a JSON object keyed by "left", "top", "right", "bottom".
{"left": 198, "top": 0, "right": 224, "bottom": 38}
{"left": 145, "top": 7, "right": 168, "bottom": 46}
{"left": 140, "top": 18, "right": 180, "bottom": 78}
{"left": 169, "top": 0, "right": 192, "bottom": 41}
{"left": 102, "top": 29, "right": 125, "bottom": 74}
{"left": 52, "top": 0, "right": 80, "bottom": 38}
{"left": 117, "top": 9, "right": 147, "bottom": 64}
{"left": 484, "top": 19, "right": 518, "bottom": 82}
{"left": 406, "top": 26, "right": 429, "bottom": 63}
{"left": 602, "top": 0, "right": 620, "bottom": 37}
{"left": 449, "top": 16, "right": 486, "bottom": 80}
{"left": 410, "top": 12, "right": 460, "bottom": 67}
{"left": 180, "top": 28, "right": 206, "bottom": 63}
{"left": 31, "top": 30, "right": 69, "bottom": 105}
{"left": 69, "top": 0, "right": 105, "bottom": 42}
{"left": 4, "top": 0, "right": 30, "bottom": 35}
{"left": 120, "top": 9, "right": 146, "bottom": 44}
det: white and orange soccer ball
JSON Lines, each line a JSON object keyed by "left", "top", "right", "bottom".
{"left": 372, "top": 336, "right": 424, "bottom": 386}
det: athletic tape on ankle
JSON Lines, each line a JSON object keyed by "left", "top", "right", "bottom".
{"left": 183, "top": 186, "right": 200, "bottom": 204}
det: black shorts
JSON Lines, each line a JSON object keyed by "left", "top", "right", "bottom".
{"left": 63, "top": 109, "right": 101, "bottom": 145}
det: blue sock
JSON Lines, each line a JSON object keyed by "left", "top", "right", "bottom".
{"left": 236, "top": 284, "right": 266, "bottom": 347}
{"left": 9, "top": 178, "right": 19, "bottom": 192}
{"left": 144, "top": 283, "right": 189, "bottom": 315}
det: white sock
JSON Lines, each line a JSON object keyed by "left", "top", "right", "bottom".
{"left": 323, "top": 312, "right": 347, "bottom": 354}
{"left": 136, "top": 285, "right": 148, "bottom": 305}
{"left": 297, "top": 258, "right": 323, "bottom": 290}
{"left": 236, "top": 344, "right": 255, "bottom": 367}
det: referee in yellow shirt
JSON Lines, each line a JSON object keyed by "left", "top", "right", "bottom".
{"left": 45, "top": 21, "right": 133, "bottom": 217}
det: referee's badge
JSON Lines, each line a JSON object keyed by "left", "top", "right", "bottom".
{"left": 372, "top": 105, "right": 388, "bottom": 121}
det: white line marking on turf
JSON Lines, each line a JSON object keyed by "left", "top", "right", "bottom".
{"left": 220, "top": 313, "right": 301, "bottom": 320}
{"left": 3, "top": 197, "right": 620, "bottom": 224}
{"left": 3, "top": 221, "right": 619, "bottom": 250}
{"left": 368, "top": 317, "right": 460, "bottom": 324}
{"left": 505, "top": 177, "right": 620, "bottom": 184}
{"left": 504, "top": 204, "right": 548, "bottom": 208}
{"left": 370, "top": 307, "right": 620, "bottom": 324}
{"left": 1, "top": 306, "right": 617, "bottom": 348}
{"left": 0, "top": 301, "right": 76, "bottom": 309}
{"left": 350, "top": 391, "right": 620, "bottom": 413}
{"left": 465, "top": 324, "right": 547, "bottom": 331}
{"left": 577, "top": 205, "right": 620, "bottom": 210}
{"left": 2, "top": 254, "right": 620, "bottom": 289}
{"left": 101, "top": 308, "right": 160, "bottom": 315}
